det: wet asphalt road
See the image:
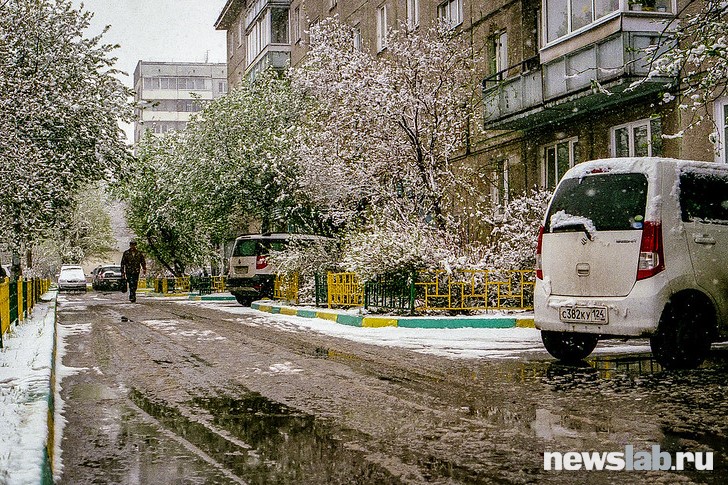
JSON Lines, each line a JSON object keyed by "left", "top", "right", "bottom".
{"left": 56, "top": 291, "right": 728, "bottom": 484}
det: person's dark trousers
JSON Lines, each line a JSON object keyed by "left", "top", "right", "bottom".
{"left": 127, "top": 273, "right": 140, "bottom": 302}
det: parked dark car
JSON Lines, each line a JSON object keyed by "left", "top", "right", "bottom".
{"left": 92, "top": 265, "right": 124, "bottom": 291}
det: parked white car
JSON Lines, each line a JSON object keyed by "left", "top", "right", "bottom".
{"left": 58, "top": 265, "right": 87, "bottom": 293}
{"left": 535, "top": 157, "right": 728, "bottom": 369}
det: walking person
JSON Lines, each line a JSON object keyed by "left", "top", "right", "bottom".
{"left": 121, "top": 239, "right": 146, "bottom": 303}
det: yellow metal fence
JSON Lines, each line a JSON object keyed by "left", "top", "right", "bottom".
{"left": 1, "top": 277, "right": 52, "bottom": 349}
{"left": 327, "top": 272, "right": 364, "bottom": 308}
{"left": 274, "top": 273, "right": 299, "bottom": 304}
{"left": 274, "top": 270, "right": 535, "bottom": 313}
{"left": 416, "top": 269, "right": 535, "bottom": 312}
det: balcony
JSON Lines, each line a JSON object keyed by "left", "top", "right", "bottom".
{"left": 483, "top": 21, "right": 677, "bottom": 130}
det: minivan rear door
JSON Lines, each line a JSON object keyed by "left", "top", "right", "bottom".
{"left": 543, "top": 172, "right": 649, "bottom": 297}
{"left": 679, "top": 169, "right": 728, "bottom": 311}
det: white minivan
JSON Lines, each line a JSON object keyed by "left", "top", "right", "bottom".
{"left": 226, "top": 233, "right": 327, "bottom": 306}
{"left": 535, "top": 158, "right": 728, "bottom": 369}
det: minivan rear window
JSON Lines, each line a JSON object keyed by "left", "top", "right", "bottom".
{"left": 546, "top": 173, "right": 649, "bottom": 232}
{"left": 232, "top": 239, "right": 287, "bottom": 257}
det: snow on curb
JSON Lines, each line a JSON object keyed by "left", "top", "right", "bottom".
{"left": 0, "top": 292, "right": 57, "bottom": 485}
{"left": 250, "top": 300, "right": 535, "bottom": 329}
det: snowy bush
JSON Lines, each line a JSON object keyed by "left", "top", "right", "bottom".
{"left": 480, "top": 190, "right": 552, "bottom": 271}
{"left": 340, "top": 216, "right": 454, "bottom": 281}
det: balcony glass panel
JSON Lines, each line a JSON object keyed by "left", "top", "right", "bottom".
{"left": 546, "top": 0, "right": 568, "bottom": 43}
{"left": 571, "top": 0, "right": 593, "bottom": 31}
{"left": 596, "top": 0, "right": 619, "bottom": 19}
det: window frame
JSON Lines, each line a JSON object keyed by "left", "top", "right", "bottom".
{"left": 438, "top": 0, "right": 463, "bottom": 29}
{"left": 490, "top": 159, "right": 510, "bottom": 207}
{"left": 610, "top": 117, "right": 662, "bottom": 158}
{"left": 407, "top": 0, "right": 420, "bottom": 30}
{"left": 376, "top": 4, "right": 388, "bottom": 52}
{"left": 714, "top": 97, "right": 728, "bottom": 164}
{"left": 542, "top": 137, "right": 579, "bottom": 190}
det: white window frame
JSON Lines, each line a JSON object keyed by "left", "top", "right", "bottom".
{"left": 715, "top": 97, "right": 728, "bottom": 164}
{"left": 292, "top": 6, "right": 301, "bottom": 42}
{"left": 542, "top": 138, "right": 578, "bottom": 190}
{"left": 407, "top": 0, "right": 420, "bottom": 30}
{"left": 353, "top": 24, "right": 362, "bottom": 51}
{"left": 376, "top": 4, "right": 388, "bottom": 52}
{"left": 438, "top": 0, "right": 463, "bottom": 29}
{"left": 610, "top": 118, "right": 661, "bottom": 158}
{"left": 489, "top": 30, "right": 508, "bottom": 77}
{"left": 490, "top": 159, "right": 510, "bottom": 207}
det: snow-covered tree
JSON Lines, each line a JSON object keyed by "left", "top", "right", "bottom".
{"left": 648, "top": 1, "right": 728, "bottom": 128}
{"left": 35, "top": 184, "right": 116, "bottom": 266}
{"left": 115, "top": 131, "right": 215, "bottom": 276}
{"left": 182, "top": 71, "right": 311, "bottom": 236}
{"left": 116, "top": 72, "right": 310, "bottom": 275}
{"left": 291, "top": 18, "right": 479, "bottom": 235}
{"left": 0, "top": 0, "right": 133, "bottom": 248}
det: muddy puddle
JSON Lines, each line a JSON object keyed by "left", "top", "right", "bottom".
{"left": 130, "top": 388, "right": 402, "bottom": 484}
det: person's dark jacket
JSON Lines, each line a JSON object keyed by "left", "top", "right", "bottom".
{"left": 121, "top": 249, "right": 146, "bottom": 277}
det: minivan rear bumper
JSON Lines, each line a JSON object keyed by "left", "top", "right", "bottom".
{"left": 226, "top": 275, "right": 275, "bottom": 298}
{"left": 534, "top": 278, "right": 669, "bottom": 337}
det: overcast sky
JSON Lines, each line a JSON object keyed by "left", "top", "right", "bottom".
{"left": 75, "top": 1, "right": 229, "bottom": 141}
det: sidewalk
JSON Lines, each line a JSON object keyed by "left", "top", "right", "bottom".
{"left": 251, "top": 300, "right": 535, "bottom": 329}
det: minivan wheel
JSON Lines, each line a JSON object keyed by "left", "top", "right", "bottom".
{"left": 541, "top": 331, "right": 598, "bottom": 362}
{"left": 235, "top": 294, "right": 253, "bottom": 306}
{"left": 650, "top": 295, "right": 713, "bottom": 370}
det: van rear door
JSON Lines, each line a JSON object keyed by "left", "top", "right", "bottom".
{"left": 543, "top": 172, "right": 649, "bottom": 297}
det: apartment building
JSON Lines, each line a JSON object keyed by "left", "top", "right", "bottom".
{"left": 133, "top": 61, "right": 228, "bottom": 144}
{"left": 214, "top": 0, "right": 725, "bottom": 204}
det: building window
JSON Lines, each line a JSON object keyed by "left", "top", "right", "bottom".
{"left": 353, "top": 24, "right": 362, "bottom": 51}
{"left": 491, "top": 159, "right": 510, "bottom": 206}
{"left": 545, "top": 0, "right": 620, "bottom": 43}
{"left": 715, "top": 98, "right": 728, "bottom": 163}
{"left": 219, "top": 80, "right": 228, "bottom": 94}
{"left": 238, "top": 19, "right": 244, "bottom": 47}
{"left": 271, "top": 7, "right": 289, "bottom": 44}
{"left": 544, "top": 138, "right": 579, "bottom": 190}
{"left": 376, "top": 4, "right": 388, "bottom": 52}
{"left": 438, "top": 0, "right": 463, "bottom": 29}
{"left": 407, "top": 0, "right": 420, "bottom": 30}
{"left": 488, "top": 30, "right": 508, "bottom": 78}
{"left": 611, "top": 118, "right": 662, "bottom": 158}
{"left": 293, "top": 6, "right": 300, "bottom": 42}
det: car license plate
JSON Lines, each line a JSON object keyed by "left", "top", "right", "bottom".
{"left": 559, "top": 306, "right": 608, "bottom": 324}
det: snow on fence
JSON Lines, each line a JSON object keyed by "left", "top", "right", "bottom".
{"left": 0, "top": 278, "right": 52, "bottom": 349}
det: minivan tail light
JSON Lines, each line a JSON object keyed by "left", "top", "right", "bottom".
{"left": 256, "top": 255, "right": 268, "bottom": 270}
{"left": 637, "top": 221, "right": 665, "bottom": 280}
{"left": 535, "top": 225, "right": 544, "bottom": 280}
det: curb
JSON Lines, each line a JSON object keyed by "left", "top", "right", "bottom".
{"left": 42, "top": 293, "right": 58, "bottom": 485}
{"left": 251, "top": 301, "right": 535, "bottom": 329}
